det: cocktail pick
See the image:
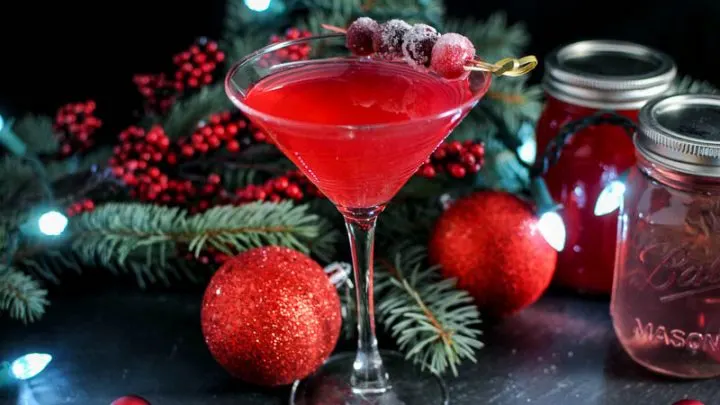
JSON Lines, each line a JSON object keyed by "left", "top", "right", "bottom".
{"left": 320, "top": 23, "right": 537, "bottom": 77}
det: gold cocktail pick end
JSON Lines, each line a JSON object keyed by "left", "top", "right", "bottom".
{"left": 464, "top": 55, "right": 538, "bottom": 77}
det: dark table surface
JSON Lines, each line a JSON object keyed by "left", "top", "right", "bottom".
{"left": 0, "top": 286, "right": 716, "bottom": 405}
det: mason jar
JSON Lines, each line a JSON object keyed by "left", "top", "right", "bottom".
{"left": 536, "top": 40, "right": 677, "bottom": 294}
{"left": 611, "top": 94, "right": 720, "bottom": 378}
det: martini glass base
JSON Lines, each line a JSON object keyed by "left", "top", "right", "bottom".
{"left": 289, "top": 351, "right": 449, "bottom": 405}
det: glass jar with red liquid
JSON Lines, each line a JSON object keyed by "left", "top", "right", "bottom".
{"left": 536, "top": 40, "right": 677, "bottom": 294}
{"left": 612, "top": 94, "right": 720, "bottom": 378}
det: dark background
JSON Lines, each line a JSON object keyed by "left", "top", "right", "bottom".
{"left": 0, "top": 0, "right": 719, "bottom": 123}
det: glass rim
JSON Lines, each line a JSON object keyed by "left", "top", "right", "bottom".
{"left": 224, "top": 33, "right": 492, "bottom": 131}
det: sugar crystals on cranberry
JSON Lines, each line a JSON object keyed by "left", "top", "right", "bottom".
{"left": 430, "top": 33, "right": 476, "bottom": 80}
{"left": 373, "top": 19, "right": 411, "bottom": 60}
{"left": 402, "top": 24, "right": 440, "bottom": 70}
{"left": 346, "top": 17, "right": 380, "bottom": 56}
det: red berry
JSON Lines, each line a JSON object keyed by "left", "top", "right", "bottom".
{"left": 227, "top": 140, "right": 240, "bottom": 152}
{"left": 420, "top": 165, "right": 436, "bottom": 178}
{"left": 83, "top": 200, "right": 95, "bottom": 210}
{"left": 402, "top": 24, "right": 440, "bottom": 69}
{"left": 431, "top": 33, "right": 476, "bottom": 80}
{"left": 469, "top": 144, "right": 485, "bottom": 158}
{"left": 208, "top": 174, "right": 221, "bottom": 185}
{"left": 149, "top": 167, "right": 161, "bottom": 178}
{"left": 182, "top": 145, "right": 194, "bottom": 157}
{"left": 274, "top": 177, "right": 289, "bottom": 191}
{"left": 461, "top": 153, "right": 476, "bottom": 167}
{"left": 447, "top": 141, "right": 463, "bottom": 154}
{"left": 346, "top": 17, "right": 380, "bottom": 56}
{"left": 373, "top": 19, "right": 411, "bottom": 60}
{"left": 449, "top": 163, "right": 466, "bottom": 178}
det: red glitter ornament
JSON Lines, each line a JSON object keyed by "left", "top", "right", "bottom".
{"left": 201, "top": 246, "right": 341, "bottom": 387}
{"left": 429, "top": 190, "right": 557, "bottom": 316}
{"left": 672, "top": 400, "right": 704, "bottom": 405}
{"left": 110, "top": 395, "right": 150, "bottom": 405}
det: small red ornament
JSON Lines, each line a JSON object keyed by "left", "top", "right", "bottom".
{"left": 201, "top": 246, "right": 341, "bottom": 387}
{"left": 429, "top": 191, "right": 557, "bottom": 316}
{"left": 110, "top": 395, "right": 150, "bottom": 405}
{"left": 672, "top": 400, "right": 704, "bottom": 405}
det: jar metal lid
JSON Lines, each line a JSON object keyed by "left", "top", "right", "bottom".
{"left": 636, "top": 94, "right": 720, "bottom": 177}
{"left": 543, "top": 40, "right": 677, "bottom": 110}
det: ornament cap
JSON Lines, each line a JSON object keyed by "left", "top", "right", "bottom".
{"left": 636, "top": 94, "right": 720, "bottom": 177}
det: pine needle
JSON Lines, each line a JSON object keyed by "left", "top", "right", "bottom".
{"left": 671, "top": 74, "right": 720, "bottom": 94}
{"left": 375, "top": 244, "right": 483, "bottom": 376}
{"left": 0, "top": 266, "right": 49, "bottom": 323}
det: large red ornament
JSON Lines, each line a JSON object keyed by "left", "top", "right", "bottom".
{"left": 429, "top": 191, "right": 557, "bottom": 316}
{"left": 110, "top": 395, "right": 150, "bottom": 405}
{"left": 201, "top": 246, "right": 341, "bottom": 387}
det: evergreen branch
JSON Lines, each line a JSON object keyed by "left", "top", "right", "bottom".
{"left": 377, "top": 200, "right": 441, "bottom": 246}
{"left": 375, "top": 244, "right": 483, "bottom": 376}
{"left": 11, "top": 114, "right": 59, "bottom": 155}
{"left": 482, "top": 76, "right": 543, "bottom": 133}
{"left": 443, "top": 12, "right": 529, "bottom": 62}
{"left": 223, "top": 32, "right": 270, "bottom": 70}
{"left": 163, "top": 85, "right": 233, "bottom": 140}
{"left": 0, "top": 266, "right": 49, "bottom": 323}
{"left": 64, "top": 200, "right": 334, "bottom": 270}
{"left": 671, "top": 74, "right": 720, "bottom": 94}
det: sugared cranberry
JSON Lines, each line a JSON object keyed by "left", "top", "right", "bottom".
{"left": 402, "top": 24, "right": 440, "bottom": 69}
{"left": 346, "top": 17, "right": 380, "bottom": 56}
{"left": 431, "top": 33, "right": 475, "bottom": 80}
{"left": 373, "top": 19, "right": 411, "bottom": 60}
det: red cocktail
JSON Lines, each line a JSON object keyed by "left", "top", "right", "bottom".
{"left": 226, "top": 33, "right": 492, "bottom": 405}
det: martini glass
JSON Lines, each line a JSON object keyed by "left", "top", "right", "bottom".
{"left": 225, "top": 33, "right": 491, "bottom": 405}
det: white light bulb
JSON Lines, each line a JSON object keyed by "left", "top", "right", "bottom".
{"left": 594, "top": 180, "right": 626, "bottom": 216}
{"left": 244, "top": 0, "right": 272, "bottom": 12}
{"left": 538, "top": 211, "right": 566, "bottom": 252}
{"left": 517, "top": 139, "right": 536, "bottom": 164}
{"left": 10, "top": 353, "right": 52, "bottom": 380}
{"left": 0, "top": 115, "right": 4, "bottom": 132}
{"left": 38, "top": 211, "right": 68, "bottom": 236}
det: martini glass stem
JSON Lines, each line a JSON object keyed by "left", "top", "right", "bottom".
{"left": 343, "top": 207, "right": 390, "bottom": 394}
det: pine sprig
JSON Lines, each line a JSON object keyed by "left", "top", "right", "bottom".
{"left": 671, "top": 74, "right": 720, "bottom": 94}
{"left": 375, "top": 244, "right": 483, "bottom": 376}
{"left": 0, "top": 266, "right": 49, "bottom": 323}
{"left": 67, "top": 201, "right": 333, "bottom": 265}
{"left": 483, "top": 76, "right": 543, "bottom": 134}
{"left": 163, "top": 85, "right": 233, "bottom": 139}
{"left": 442, "top": 12, "right": 529, "bottom": 63}
{"left": 11, "top": 114, "right": 59, "bottom": 155}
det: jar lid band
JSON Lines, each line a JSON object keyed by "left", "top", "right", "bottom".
{"left": 543, "top": 40, "right": 677, "bottom": 110}
{"left": 637, "top": 94, "right": 720, "bottom": 176}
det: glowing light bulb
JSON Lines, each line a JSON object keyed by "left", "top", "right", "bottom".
{"left": 0, "top": 114, "right": 4, "bottom": 132}
{"left": 538, "top": 211, "right": 566, "bottom": 252}
{"left": 10, "top": 353, "right": 52, "bottom": 380}
{"left": 244, "top": 0, "right": 271, "bottom": 12}
{"left": 517, "top": 138, "right": 536, "bottom": 164}
{"left": 38, "top": 210, "right": 68, "bottom": 236}
{"left": 594, "top": 180, "right": 626, "bottom": 216}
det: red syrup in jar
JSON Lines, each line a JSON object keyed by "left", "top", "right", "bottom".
{"left": 612, "top": 94, "right": 720, "bottom": 378}
{"left": 535, "top": 40, "right": 676, "bottom": 294}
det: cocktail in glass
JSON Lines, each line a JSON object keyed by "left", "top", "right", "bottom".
{"left": 225, "top": 33, "right": 492, "bottom": 405}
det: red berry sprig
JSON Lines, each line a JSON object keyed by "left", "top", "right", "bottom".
{"left": 53, "top": 100, "right": 103, "bottom": 156}
{"left": 172, "top": 37, "right": 225, "bottom": 92}
{"left": 133, "top": 73, "right": 177, "bottom": 115}
{"left": 110, "top": 125, "right": 172, "bottom": 202}
{"left": 418, "top": 140, "right": 485, "bottom": 179}
{"left": 177, "top": 111, "right": 270, "bottom": 159}
{"left": 234, "top": 170, "right": 323, "bottom": 204}
{"left": 65, "top": 199, "right": 96, "bottom": 217}
{"left": 259, "top": 28, "right": 313, "bottom": 67}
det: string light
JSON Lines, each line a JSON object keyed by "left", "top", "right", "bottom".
{"left": 530, "top": 177, "right": 566, "bottom": 252}
{"left": 1, "top": 353, "right": 52, "bottom": 382}
{"left": 244, "top": 0, "right": 272, "bottom": 12}
{"left": 37, "top": 210, "right": 69, "bottom": 236}
{"left": 516, "top": 122, "right": 536, "bottom": 164}
{"left": 594, "top": 171, "right": 629, "bottom": 216}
